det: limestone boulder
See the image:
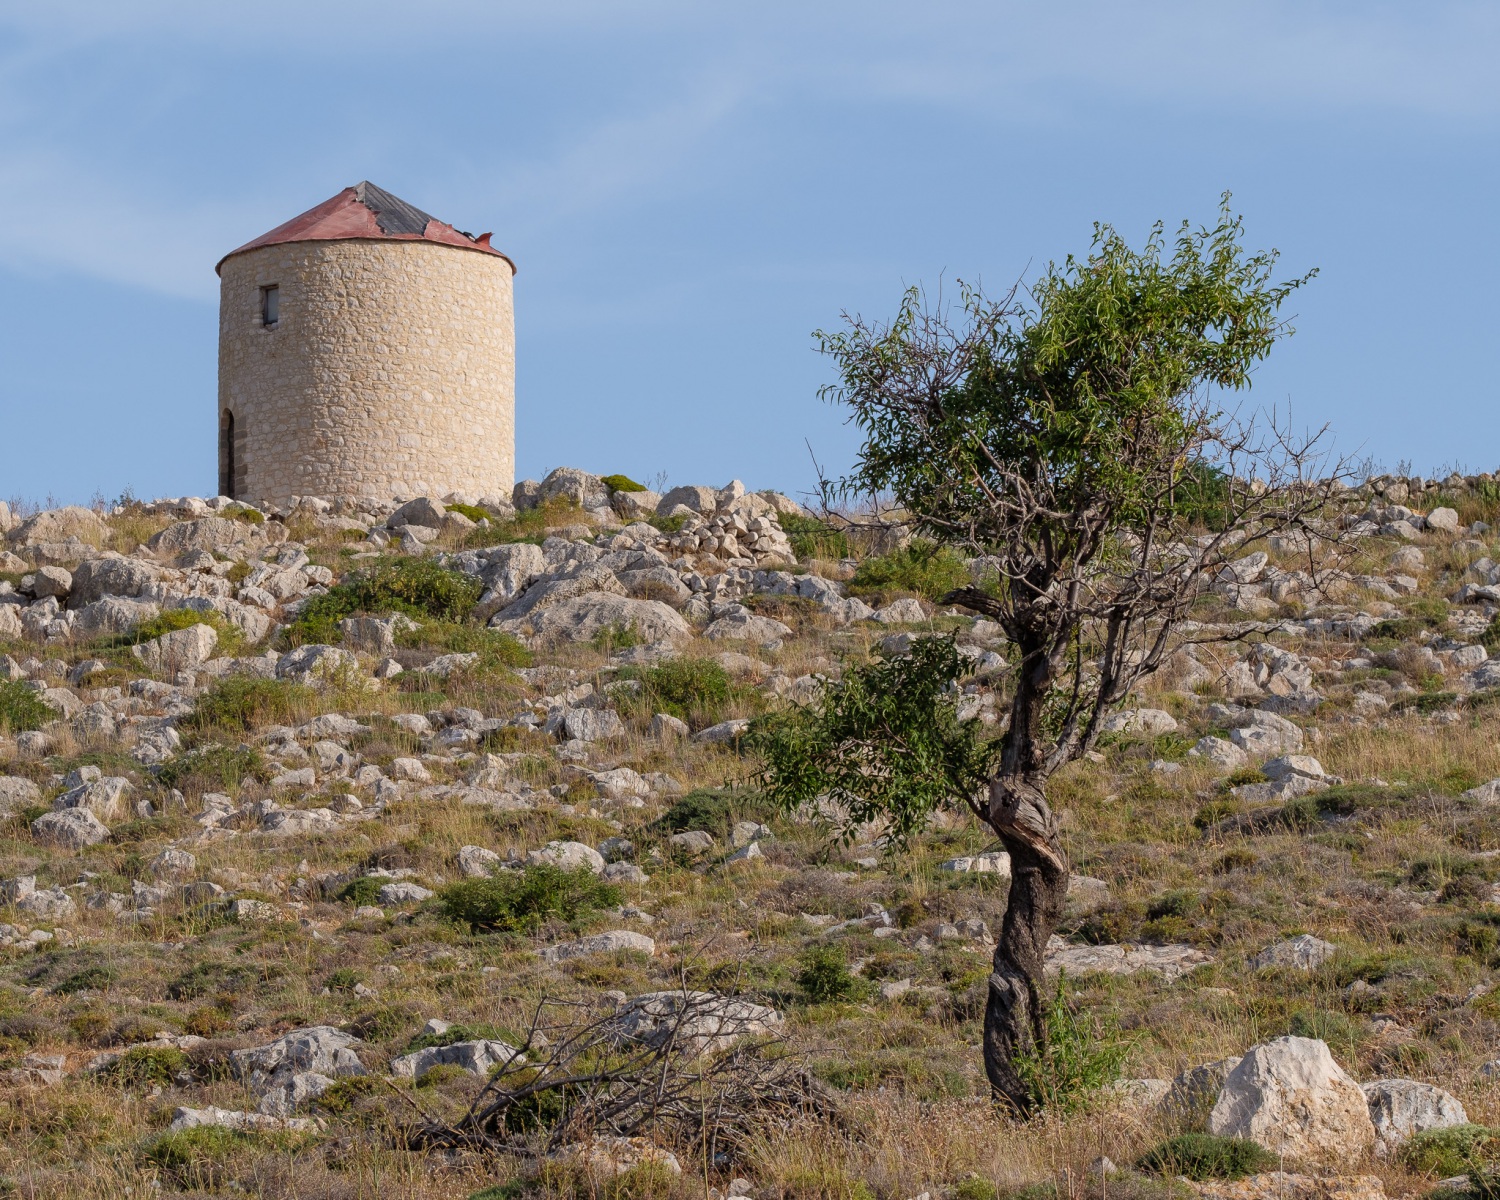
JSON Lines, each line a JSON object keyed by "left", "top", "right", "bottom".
{"left": 611, "top": 990, "right": 783, "bottom": 1055}
{"left": 540, "top": 930, "right": 656, "bottom": 963}
{"left": 527, "top": 840, "right": 605, "bottom": 874}
{"left": 521, "top": 594, "right": 691, "bottom": 646}
{"left": 703, "top": 609, "right": 792, "bottom": 644}
{"left": 1362, "top": 1078, "right": 1467, "bottom": 1153}
{"left": 68, "top": 554, "right": 163, "bottom": 606}
{"left": 1164, "top": 1056, "right": 1244, "bottom": 1128}
{"left": 1250, "top": 934, "right": 1338, "bottom": 971}
{"left": 132, "top": 624, "right": 218, "bottom": 674}
{"left": 32, "top": 808, "right": 111, "bottom": 848}
{"left": 656, "top": 485, "right": 719, "bottom": 516}
{"left": 1208, "top": 1036, "right": 1376, "bottom": 1161}
{"left": 31, "top": 566, "right": 72, "bottom": 599}
{"left": 389, "top": 1038, "right": 523, "bottom": 1080}
{"left": 148, "top": 517, "right": 283, "bottom": 559}
{"left": 72, "top": 596, "right": 160, "bottom": 637}
{"left": 0, "top": 777, "right": 42, "bottom": 815}
{"left": 1100, "top": 708, "right": 1179, "bottom": 735}
{"left": 10, "top": 506, "right": 107, "bottom": 548}
{"left": 53, "top": 776, "right": 134, "bottom": 823}
{"left": 275, "top": 644, "right": 359, "bottom": 685}
{"left": 386, "top": 497, "right": 445, "bottom": 529}
{"left": 537, "top": 467, "right": 610, "bottom": 512}
{"left": 562, "top": 707, "right": 627, "bottom": 742}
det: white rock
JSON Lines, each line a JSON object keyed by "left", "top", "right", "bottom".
{"left": 389, "top": 1038, "right": 524, "bottom": 1080}
{"left": 873, "top": 597, "right": 929, "bottom": 624}
{"left": 650, "top": 712, "right": 690, "bottom": 739}
{"left": 1188, "top": 737, "right": 1248, "bottom": 770}
{"left": 389, "top": 757, "right": 431, "bottom": 783}
{"left": 31, "top": 808, "right": 110, "bottom": 847}
{"left": 132, "top": 623, "right": 218, "bottom": 674}
{"left": 1044, "top": 939, "right": 1211, "bottom": 982}
{"left": 457, "top": 845, "right": 502, "bottom": 878}
{"left": 527, "top": 840, "right": 606, "bottom": 874}
{"left": 562, "top": 708, "right": 626, "bottom": 743}
{"left": 1208, "top": 1036, "right": 1376, "bottom": 1161}
{"left": 1425, "top": 507, "right": 1461, "bottom": 533}
{"left": 1250, "top": 934, "right": 1338, "bottom": 971}
{"left": 1100, "top": 708, "right": 1179, "bottom": 735}
{"left": 275, "top": 644, "right": 359, "bottom": 685}
{"left": 376, "top": 882, "right": 433, "bottom": 905}
{"left": 1362, "top": 1078, "right": 1467, "bottom": 1153}
{"left": 540, "top": 930, "right": 655, "bottom": 963}
{"left": 610, "top": 990, "right": 783, "bottom": 1054}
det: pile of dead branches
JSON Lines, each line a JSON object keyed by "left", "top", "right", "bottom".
{"left": 406, "top": 991, "right": 843, "bottom": 1165}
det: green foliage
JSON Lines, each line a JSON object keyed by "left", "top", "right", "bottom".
{"left": 1402, "top": 1125, "right": 1500, "bottom": 1177}
{"left": 156, "top": 743, "right": 272, "bottom": 792}
{"left": 748, "top": 635, "right": 997, "bottom": 847}
{"left": 780, "top": 511, "right": 851, "bottom": 561}
{"left": 144, "top": 1125, "right": 255, "bottom": 1172}
{"left": 51, "top": 964, "right": 117, "bottom": 995}
{"left": 437, "top": 864, "right": 621, "bottom": 934}
{"left": 339, "top": 877, "right": 383, "bottom": 907}
{"left": 819, "top": 198, "right": 1312, "bottom": 545}
{"left": 325, "top": 968, "right": 363, "bottom": 993}
{"left": 396, "top": 620, "right": 531, "bottom": 669}
{"left": 798, "top": 945, "right": 869, "bottom": 1004}
{"left": 651, "top": 788, "right": 771, "bottom": 841}
{"left": 182, "top": 677, "right": 315, "bottom": 732}
{"left": 590, "top": 621, "right": 641, "bottom": 654}
{"left": 221, "top": 504, "right": 265, "bottom": 525}
{"left": 404, "top": 1022, "right": 513, "bottom": 1054}
{"left": 1012, "top": 977, "right": 1131, "bottom": 1114}
{"left": 106, "top": 606, "right": 246, "bottom": 655}
{"left": 0, "top": 680, "right": 53, "bottom": 733}
{"left": 446, "top": 502, "right": 492, "bottom": 523}
{"left": 848, "top": 540, "right": 968, "bottom": 601}
{"left": 286, "top": 557, "right": 482, "bottom": 646}
{"left": 1170, "top": 462, "right": 1232, "bottom": 530}
{"left": 626, "top": 657, "right": 733, "bottom": 727}
{"left": 468, "top": 1184, "right": 528, "bottom": 1200}
{"left": 951, "top": 1180, "right": 1000, "bottom": 1200}
{"left": 1137, "top": 1134, "right": 1275, "bottom": 1181}
{"left": 601, "top": 474, "right": 646, "bottom": 493}
{"left": 106, "top": 1044, "right": 188, "bottom": 1087}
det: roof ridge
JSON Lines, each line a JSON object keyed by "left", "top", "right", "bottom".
{"left": 351, "top": 181, "right": 435, "bottom": 238}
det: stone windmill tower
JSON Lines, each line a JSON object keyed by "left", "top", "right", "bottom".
{"left": 215, "top": 182, "right": 516, "bottom": 506}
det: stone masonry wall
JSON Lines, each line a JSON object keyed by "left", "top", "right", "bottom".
{"left": 217, "top": 239, "right": 515, "bottom": 507}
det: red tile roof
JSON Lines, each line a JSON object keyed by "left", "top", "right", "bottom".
{"left": 216, "top": 181, "right": 514, "bottom": 274}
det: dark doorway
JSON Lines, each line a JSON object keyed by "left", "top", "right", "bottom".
{"left": 220, "top": 410, "right": 236, "bottom": 498}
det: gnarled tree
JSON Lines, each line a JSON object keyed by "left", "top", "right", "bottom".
{"left": 752, "top": 201, "right": 1344, "bottom": 1113}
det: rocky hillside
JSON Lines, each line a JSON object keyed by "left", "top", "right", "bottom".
{"left": 3, "top": 466, "right": 1500, "bottom": 1199}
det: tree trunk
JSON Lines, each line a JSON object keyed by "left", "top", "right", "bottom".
{"left": 982, "top": 773, "right": 1070, "bottom": 1113}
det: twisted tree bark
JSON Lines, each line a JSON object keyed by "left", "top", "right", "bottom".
{"left": 982, "top": 774, "right": 1069, "bottom": 1113}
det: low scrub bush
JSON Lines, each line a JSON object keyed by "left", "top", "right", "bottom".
{"left": 287, "top": 557, "right": 482, "bottom": 645}
{"left": 600, "top": 474, "right": 646, "bottom": 492}
{"left": 396, "top": 620, "right": 531, "bottom": 669}
{"left": 798, "top": 945, "right": 871, "bottom": 1004}
{"left": 848, "top": 540, "right": 968, "bottom": 601}
{"left": 156, "top": 743, "right": 272, "bottom": 792}
{"left": 106, "top": 1043, "right": 189, "bottom": 1087}
{"left": 1137, "top": 1134, "right": 1275, "bottom": 1181}
{"left": 623, "top": 657, "right": 733, "bottom": 727}
{"left": 652, "top": 788, "right": 772, "bottom": 841}
{"left": 0, "top": 680, "right": 53, "bottom": 733}
{"left": 445, "top": 501, "right": 492, "bottom": 524}
{"left": 780, "top": 512, "right": 851, "bottom": 561}
{"left": 437, "top": 864, "right": 620, "bottom": 934}
{"left": 182, "top": 677, "right": 316, "bottom": 732}
{"left": 96, "top": 606, "right": 246, "bottom": 655}
{"left": 1013, "top": 977, "right": 1131, "bottom": 1114}
{"left": 1403, "top": 1125, "right": 1500, "bottom": 1177}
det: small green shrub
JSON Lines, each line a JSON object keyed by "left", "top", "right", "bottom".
{"left": 156, "top": 744, "right": 272, "bottom": 792}
{"left": 652, "top": 788, "right": 771, "bottom": 841}
{"left": 396, "top": 621, "right": 531, "bottom": 669}
{"left": 1402, "top": 1124, "right": 1500, "bottom": 1177}
{"left": 951, "top": 1180, "right": 1000, "bottom": 1200}
{"left": 590, "top": 621, "right": 641, "bottom": 654}
{"left": 1170, "top": 461, "right": 1232, "bottom": 531}
{"left": 849, "top": 540, "right": 968, "bottom": 601}
{"left": 798, "top": 945, "right": 868, "bottom": 1004}
{"left": 1137, "top": 1134, "right": 1275, "bottom": 1181}
{"left": 404, "top": 1021, "right": 513, "bottom": 1054}
{"left": 437, "top": 865, "right": 621, "bottom": 934}
{"left": 446, "top": 502, "right": 492, "bottom": 523}
{"left": 601, "top": 474, "right": 646, "bottom": 493}
{"left": 222, "top": 504, "right": 265, "bottom": 525}
{"left": 183, "top": 677, "right": 315, "bottom": 732}
{"left": 325, "top": 968, "right": 363, "bottom": 993}
{"left": 52, "top": 964, "right": 117, "bottom": 995}
{"left": 107, "top": 607, "right": 246, "bottom": 655}
{"left": 107, "top": 1044, "right": 188, "bottom": 1087}
{"left": 339, "top": 878, "right": 383, "bottom": 907}
{"left": 627, "top": 657, "right": 733, "bottom": 727}
{"left": 312, "top": 1075, "right": 380, "bottom": 1114}
{"left": 780, "top": 511, "right": 851, "bottom": 561}
{"left": 286, "top": 557, "right": 483, "bottom": 645}
{"left": 1013, "top": 977, "right": 1131, "bottom": 1114}
{"left": 0, "top": 681, "right": 54, "bottom": 733}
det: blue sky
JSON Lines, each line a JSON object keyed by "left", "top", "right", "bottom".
{"left": 1, "top": 2, "right": 1497, "bottom": 506}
